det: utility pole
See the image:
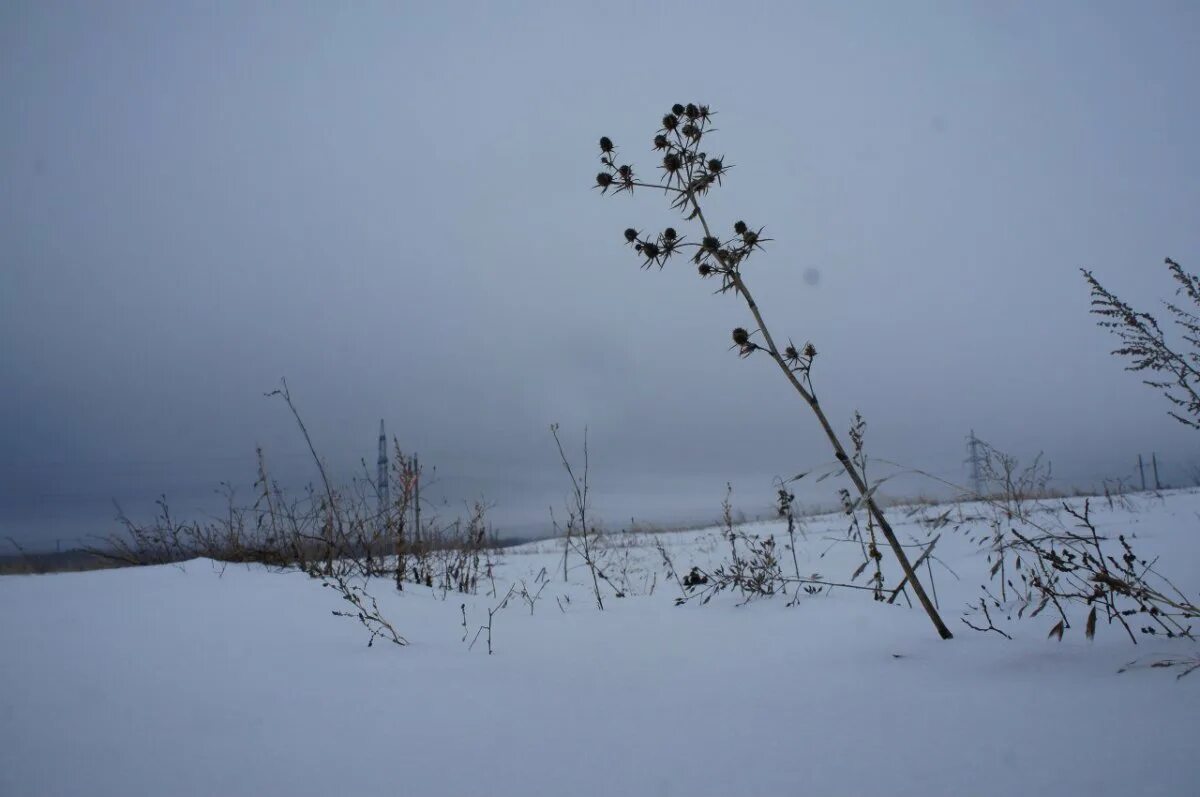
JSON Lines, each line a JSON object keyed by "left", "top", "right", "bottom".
{"left": 376, "top": 420, "right": 389, "bottom": 525}
{"left": 1138, "top": 454, "right": 1147, "bottom": 491}
{"left": 965, "top": 430, "right": 985, "bottom": 497}
{"left": 1152, "top": 452, "right": 1161, "bottom": 491}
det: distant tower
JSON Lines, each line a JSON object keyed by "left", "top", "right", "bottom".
{"left": 377, "top": 419, "right": 389, "bottom": 519}
{"left": 966, "top": 430, "right": 984, "bottom": 497}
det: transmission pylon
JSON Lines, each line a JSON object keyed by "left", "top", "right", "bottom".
{"left": 377, "top": 419, "right": 389, "bottom": 520}
{"left": 965, "top": 429, "right": 984, "bottom": 497}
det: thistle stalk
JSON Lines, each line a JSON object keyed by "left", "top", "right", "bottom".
{"left": 593, "top": 104, "right": 953, "bottom": 639}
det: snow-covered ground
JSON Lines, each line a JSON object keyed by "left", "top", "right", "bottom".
{"left": 2, "top": 491, "right": 1198, "bottom": 796}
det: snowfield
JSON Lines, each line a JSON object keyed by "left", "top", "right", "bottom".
{"left": 2, "top": 491, "right": 1199, "bottom": 796}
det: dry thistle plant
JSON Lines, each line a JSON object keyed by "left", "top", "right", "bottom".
{"left": 694, "top": 484, "right": 787, "bottom": 605}
{"left": 678, "top": 484, "right": 889, "bottom": 607}
{"left": 592, "top": 103, "right": 953, "bottom": 638}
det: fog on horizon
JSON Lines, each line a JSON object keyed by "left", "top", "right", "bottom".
{"left": 3, "top": 1, "right": 1198, "bottom": 550}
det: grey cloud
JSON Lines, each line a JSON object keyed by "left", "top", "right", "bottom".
{"left": 2, "top": 1, "right": 1198, "bottom": 548}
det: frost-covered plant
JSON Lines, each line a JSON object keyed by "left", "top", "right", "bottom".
{"left": 592, "top": 103, "right": 952, "bottom": 638}
{"left": 842, "top": 412, "right": 886, "bottom": 602}
{"left": 323, "top": 570, "right": 407, "bottom": 647}
{"left": 950, "top": 442, "right": 1199, "bottom": 642}
{"left": 550, "top": 424, "right": 622, "bottom": 609}
{"left": 677, "top": 485, "right": 882, "bottom": 607}
{"left": 774, "top": 475, "right": 811, "bottom": 606}
{"left": 966, "top": 438, "right": 1056, "bottom": 606}
{"left": 991, "top": 499, "right": 1197, "bottom": 643}
{"left": 1080, "top": 256, "right": 1200, "bottom": 672}
{"left": 1084, "top": 257, "right": 1200, "bottom": 429}
{"left": 464, "top": 583, "right": 518, "bottom": 655}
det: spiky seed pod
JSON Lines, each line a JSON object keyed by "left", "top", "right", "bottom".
{"left": 698, "top": 264, "right": 713, "bottom": 277}
{"left": 707, "top": 157, "right": 723, "bottom": 173}
{"left": 733, "top": 220, "right": 748, "bottom": 235}
{"left": 653, "top": 134, "right": 669, "bottom": 150}
{"left": 671, "top": 103, "right": 685, "bottom": 116}
{"left": 702, "top": 236, "right": 721, "bottom": 252}
{"left": 743, "top": 230, "right": 758, "bottom": 246}
{"left": 642, "top": 242, "right": 660, "bottom": 259}
{"left": 663, "top": 227, "right": 677, "bottom": 240}
{"left": 596, "top": 172, "right": 613, "bottom": 189}
{"left": 662, "top": 114, "right": 678, "bottom": 131}
{"left": 662, "top": 153, "right": 682, "bottom": 173}
{"left": 697, "top": 104, "right": 711, "bottom": 121}
{"left": 803, "top": 343, "right": 817, "bottom": 358}
{"left": 681, "top": 123, "right": 700, "bottom": 140}
{"left": 599, "top": 136, "right": 614, "bottom": 153}
{"left": 785, "top": 344, "right": 799, "bottom": 360}
{"left": 624, "top": 228, "right": 638, "bottom": 243}
{"left": 685, "top": 103, "right": 699, "bottom": 119}
{"left": 618, "top": 164, "right": 632, "bottom": 178}
{"left": 732, "top": 327, "right": 750, "bottom": 346}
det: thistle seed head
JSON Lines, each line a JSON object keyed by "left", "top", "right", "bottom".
{"left": 596, "top": 172, "right": 613, "bottom": 189}
{"left": 685, "top": 103, "right": 699, "bottom": 119}
{"left": 662, "top": 114, "right": 678, "bottom": 131}
{"left": 624, "top": 228, "right": 638, "bottom": 243}
{"left": 662, "top": 153, "right": 682, "bottom": 173}
{"left": 732, "top": 327, "right": 749, "bottom": 346}
{"left": 702, "top": 235, "right": 721, "bottom": 252}
{"left": 734, "top": 220, "right": 748, "bottom": 235}
{"left": 663, "top": 227, "right": 677, "bottom": 241}
{"left": 653, "top": 134, "right": 669, "bottom": 150}
{"left": 599, "top": 136, "right": 614, "bottom": 153}
{"left": 671, "top": 103, "right": 685, "bottom": 116}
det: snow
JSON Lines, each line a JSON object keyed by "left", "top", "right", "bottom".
{"left": 2, "top": 491, "right": 1198, "bottom": 796}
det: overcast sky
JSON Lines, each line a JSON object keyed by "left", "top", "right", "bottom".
{"left": 3, "top": 1, "right": 1198, "bottom": 549}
